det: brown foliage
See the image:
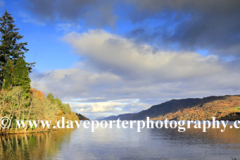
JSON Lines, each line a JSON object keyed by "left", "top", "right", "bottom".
{"left": 152, "top": 96, "right": 240, "bottom": 121}
{"left": 30, "top": 88, "right": 45, "bottom": 99}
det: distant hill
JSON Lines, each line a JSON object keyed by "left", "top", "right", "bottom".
{"left": 94, "top": 117, "right": 105, "bottom": 120}
{"left": 104, "top": 113, "right": 135, "bottom": 120}
{"left": 103, "top": 95, "right": 240, "bottom": 120}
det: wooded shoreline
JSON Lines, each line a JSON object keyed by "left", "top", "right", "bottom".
{"left": 0, "top": 128, "right": 54, "bottom": 135}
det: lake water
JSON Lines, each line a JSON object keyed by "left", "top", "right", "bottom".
{"left": 1, "top": 121, "right": 240, "bottom": 160}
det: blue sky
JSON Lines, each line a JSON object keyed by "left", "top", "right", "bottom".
{"left": 1, "top": 1, "right": 80, "bottom": 72}
{"left": 1, "top": 0, "right": 240, "bottom": 119}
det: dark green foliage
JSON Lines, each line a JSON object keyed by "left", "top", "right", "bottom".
{"left": 75, "top": 113, "right": 89, "bottom": 120}
{"left": 2, "top": 58, "right": 31, "bottom": 98}
{"left": 2, "top": 58, "right": 14, "bottom": 89}
{"left": 0, "top": 10, "right": 26, "bottom": 64}
{"left": 0, "top": 10, "right": 35, "bottom": 87}
{"left": 47, "top": 93, "right": 55, "bottom": 102}
{"left": 14, "top": 57, "right": 31, "bottom": 97}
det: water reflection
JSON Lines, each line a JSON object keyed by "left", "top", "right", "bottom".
{"left": 0, "top": 129, "right": 74, "bottom": 160}
{"left": 0, "top": 122, "right": 240, "bottom": 160}
{"left": 151, "top": 123, "right": 240, "bottom": 144}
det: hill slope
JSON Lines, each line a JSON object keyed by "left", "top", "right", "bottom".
{"left": 104, "top": 95, "right": 240, "bottom": 120}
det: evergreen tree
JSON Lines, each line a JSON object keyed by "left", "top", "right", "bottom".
{"left": 47, "top": 93, "right": 55, "bottom": 102}
{"left": 2, "top": 57, "right": 31, "bottom": 98}
{"left": 14, "top": 57, "right": 31, "bottom": 97}
{"left": 0, "top": 10, "right": 34, "bottom": 87}
{"left": 2, "top": 58, "right": 14, "bottom": 89}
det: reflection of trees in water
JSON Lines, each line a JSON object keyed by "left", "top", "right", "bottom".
{"left": 0, "top": 129, "right": 75, "bottom": 160}
{"left": 150, "top": 125, "right": 240, "bottom": 146}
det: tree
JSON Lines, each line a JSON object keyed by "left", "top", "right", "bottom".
{"left": 30, "top": 88, "right": 45, "bottom": 99}
{"left": 14, "top": 57, "right": 31, "bottom": 97}
{"left": 47, "top": 93, "right": 55, "bottom": 102}
{"left": 2, "top": 57, "right": 31, "bottom": 98}
{"left": 0, "top": 10, "right": 35, "bottom": 87}
{"left": 2, "top": 58, "right": 14, "bottom": 89}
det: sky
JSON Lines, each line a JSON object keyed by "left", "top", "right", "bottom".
{"left": 1, "top": 0, "right": 240, "bottom": 119}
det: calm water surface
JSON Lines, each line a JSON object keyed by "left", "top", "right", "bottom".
{"left": 1, "top": 122, "right": 240, "bottom": 160}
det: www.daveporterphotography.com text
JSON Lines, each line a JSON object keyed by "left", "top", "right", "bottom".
{"left": 1, "top": 117, "right": 240, "bottom": 133}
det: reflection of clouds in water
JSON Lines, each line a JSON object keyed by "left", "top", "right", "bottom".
{"left": 64, "top": 123, "right": 240, "bottom": 160}
{"left": 2, "top": 122, "right": 239, "bottom": 159}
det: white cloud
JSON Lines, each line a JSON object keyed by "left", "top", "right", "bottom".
{"left": 30, "top": 68, "right": 121, "bottom": 98}
{"left": 63, "top": 30, "right": 223, "bottom": 81}
{"left": 30, "top": 30, "right": 240, "bottom": 119}
{"left": 68, "top": 99, "right": 150, "bottom": 119}
{"left": 70, "top": 99, "right": 147, "bottom": 112}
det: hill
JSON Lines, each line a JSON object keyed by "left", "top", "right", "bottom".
{"left": 103, "top": 95, "right": 240, "bottom": 120}
{"left": 94, "top": 117, "right": 105, "bottom": 120}
{"left": 0, "top": 87, "right": 89, "bottom": 134}
{"left": 76, "top": 113, "right": 89, "bottom": 120}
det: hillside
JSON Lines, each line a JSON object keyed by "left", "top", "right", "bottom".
{"left": 0, "top": 87, "right": 89, "bottom": 134}
{"left": 76, "top": 113, "right": 89, "bottom": 120}
{"left": 104, "top": 95, "right": 240, "bottom": 120}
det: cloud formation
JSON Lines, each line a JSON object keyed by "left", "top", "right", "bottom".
{"left": 126, "top": 0, "right": 240, "bottom": 56}
{"left": 23, "top": 0, "right": 117, "bottom": 27}
{"left": 63, "top": 30, "right": 224, "bottom": 81}
{"left": 23, "top": 0, "right": 240, "bottom": 57}
{"left": 31, "top": 30, "right": 240, "bottom": 119}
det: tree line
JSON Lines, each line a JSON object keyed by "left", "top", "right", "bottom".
{"left": 0, "top": 10, "right": 83, "bottom": 133}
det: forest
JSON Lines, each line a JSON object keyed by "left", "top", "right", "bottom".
{"left": 151, "top": 95, "right": 240, "bottom": 121}
{"left": 0, "top": 10, "right": 83, "bottom": 134}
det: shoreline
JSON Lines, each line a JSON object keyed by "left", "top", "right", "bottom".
{"left": 0, "top": 128, "right": 57, "bottom": 135}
